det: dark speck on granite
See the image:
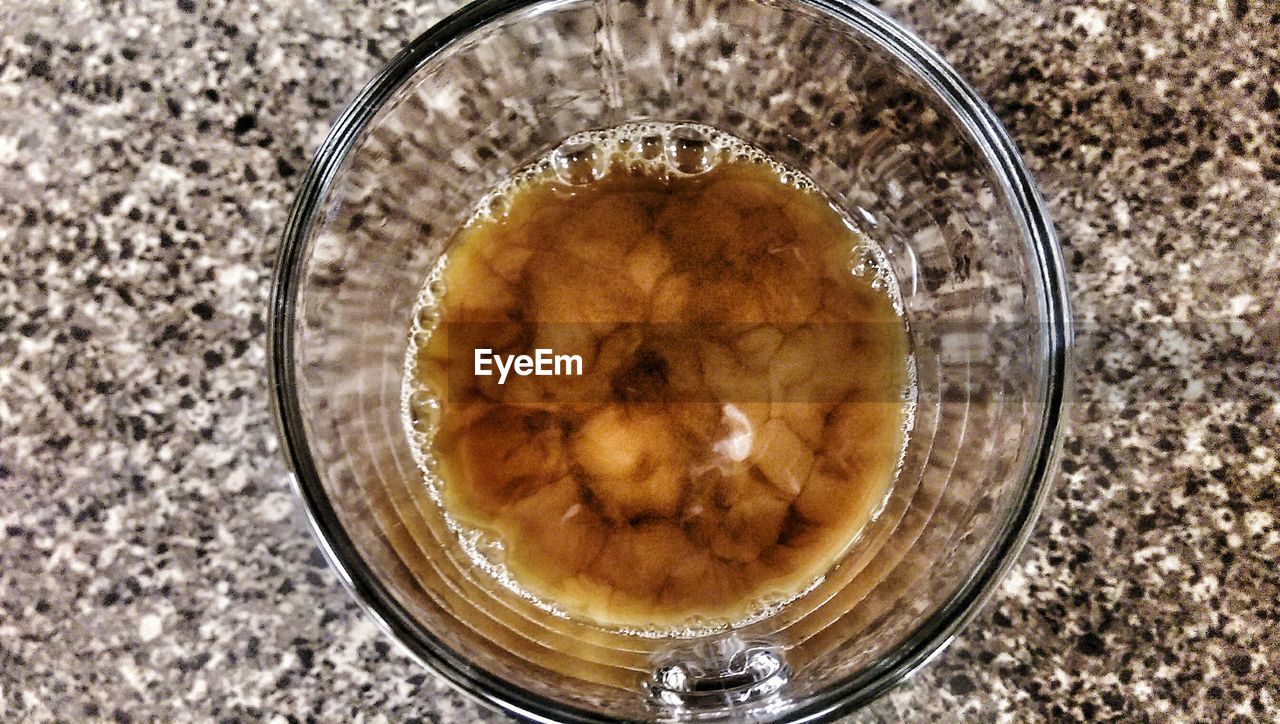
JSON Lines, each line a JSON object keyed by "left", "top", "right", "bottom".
{"left": 0, "top": 0, "right": 1277, "bottom": 720}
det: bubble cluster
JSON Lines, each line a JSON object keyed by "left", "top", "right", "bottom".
{"left": 551, "top": 139, "right": 608, "bottom": 186}
{"left": 462, "top": 122, "right": 829, "bottom": 224}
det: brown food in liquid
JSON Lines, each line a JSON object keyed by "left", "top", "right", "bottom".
{"left": 413, "top": 151, "right": 909, "bottom": 629}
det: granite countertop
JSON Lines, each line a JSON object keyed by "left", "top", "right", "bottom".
{"left": 2, "top": 0, "right": 1277, "bottom": 720}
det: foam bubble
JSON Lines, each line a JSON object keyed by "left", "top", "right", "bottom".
{"left": 640, "top": 133, "right": 663, "bottom": 160}
{"left": 486, "top": 194, "right": 509, "bottom": 217}
{"left": 552, "top": 140, "right": 607, "bottom": 185}
{"left": 664, "top": 125, "right": 717, "bottom": 175}
{"left": 407, "top": 388, "right": 439, "bottom": 433}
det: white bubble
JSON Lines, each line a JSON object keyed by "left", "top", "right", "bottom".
{"left": 552, "top": 140, "right": 606, "bottom": 185}
{"left": 414, "top": 305, "right": 436, "bottom": 330}
{"left": 486, "top": 195, "right": 509, "bottom": 217}
{"left": 664, "top": 125, "right": 718, "bottom": 175}
{"left": 640, "top": 134, "right": 664, "bottom": 160}
{"left": 407, "top": 388, "right": 439, "bottom": 433}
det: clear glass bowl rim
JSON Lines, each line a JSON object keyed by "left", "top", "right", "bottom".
{"left": 266, "top": 0, "right": 1074, "bottom": 720}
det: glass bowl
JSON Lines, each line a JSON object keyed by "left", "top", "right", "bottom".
{"left": 268, "top": 0, "right": 1072, "bottom": 720}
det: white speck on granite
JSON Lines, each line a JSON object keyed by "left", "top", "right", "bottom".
{"left": 138, "top": 614, "right": 162, "bottom": 642}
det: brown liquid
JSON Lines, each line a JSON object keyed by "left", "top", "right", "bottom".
{"left": 409, "top": 127, "right": 910, "bottom": 630}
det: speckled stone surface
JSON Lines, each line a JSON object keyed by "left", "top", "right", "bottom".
{"left": 1, "top": 0, "right": 1277, "bottom": 721}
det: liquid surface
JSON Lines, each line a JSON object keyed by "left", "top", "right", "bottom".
{"left": 406, "top": 124, "right": 912, "bottom": 631}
